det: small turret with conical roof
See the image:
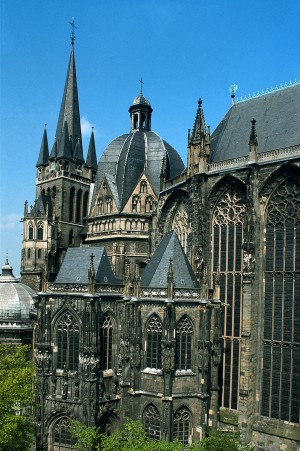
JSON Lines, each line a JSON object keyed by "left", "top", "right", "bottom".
{"left": 36, "top": 126, "right": 49, "bottom": 167}
{"left": 187, "top": 99, "right": 210, "bottom": 176}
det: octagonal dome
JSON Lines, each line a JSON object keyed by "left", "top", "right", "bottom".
{"left": 0, "top": 259, "right": 36, "bottom": 322}
{"left": 94, "top": 129, "right": 184, "bottom": 210}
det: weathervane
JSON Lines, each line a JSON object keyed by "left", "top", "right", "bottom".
{"left": 229, "top": 84, "right": 238, "bottom": 105}
{"left": 70, "top": 17, "right": 77, "bottom": 46}
{"left": 139, "top": 77, "right": 144, "bottom": 94}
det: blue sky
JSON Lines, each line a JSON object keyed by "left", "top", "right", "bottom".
{"left": 0, "top": 0, "right": 299, "bottom": 275}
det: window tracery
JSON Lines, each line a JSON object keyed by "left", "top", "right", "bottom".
{"left": 262, "top": 178, "right": 300, "bottom": 423}
{"left": 172, "top": 205, "right": 188, "bottom": 253}
{"left": 173, "top": 407, "right": 191, "bottom": 446}
{"left": 37, "top": 222, "right": 44, "bottom": 240}
{"left": 28, "top": 222, "right": 33, "bottom": 240}
{"left": 176, "top": 316, "right": 193, "bottom": 371}
{"left": 51, "top": 417, "right": 75, "bottom": 450}
{"left": 212, "top": 188, "right": 246, "bottom": 411}
{"left": 100, "top": 315, "right": 113, "bottom": 370}
{"left": 146, "top": 315, "right": 162, "bottom": 369}
{"left": 144, "top": 404, "right": 161, "bottom": 441}
{"left": 57, "top": 311, "right": 79, "bottom": 371}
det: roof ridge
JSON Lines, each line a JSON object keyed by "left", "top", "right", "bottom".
{"left": 236, "top": 79, "right": 300, "bottom": 103}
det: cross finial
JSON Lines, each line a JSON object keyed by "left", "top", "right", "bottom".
{"left": 139, "top": 77, "right": 144, "bottom": 94}
{"left": 90, "top": 252, "right": 95, "bottom": 264}
{"left": 70, "top": 17, "right": 77, "bottom": 46}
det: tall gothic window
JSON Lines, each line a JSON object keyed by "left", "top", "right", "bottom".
{"left": 262, "top": 178, "right": 300, "bottom": 423}
{"left": 146, "top": 315, "right": 162, "bottom": 369}
{"left": 69, "top": 187, "right": 75, "bottom": 222}
{"left": 143, "top": 404, "right": 161, "bottom": 441}
{"left": 212, "top": 187, "right": 246, "bottom": 410}
{"left": 173, "top": 407, "right": 191, "bottom": 446}
{"left": 172, "top": 204, "right": 188, "bottom": 253}
{"left": 37, "top": 222, "right": 44, "bottom": 240}
{"left": 100, "top": 315, "right": 113, "bottom": 370}
{"left": 140, "top": 180, "right": 147, "bottom": 193}
{"left": 57, "top": 311, "right": 79, "bottom": 371}
{"left": 176, "top": 316, "right": 193, "bottom": 371}
{"left": 76, "top": 189, "right": 82, "bottom": 223}
{"left": 28, "top": 222, "right": 33, "bottom": 239}
{"left": 51, "top": 417, "right": 75, "bottom": 450}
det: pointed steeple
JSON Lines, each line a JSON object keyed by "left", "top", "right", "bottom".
{"left": 54, "top": 44, "right": 82, "bottom": 159}
{"left": 86, "top": 128, "right": 97, "bottom": 170}
{"left": 57, "top": 120, "right": 73, "bottom": 161}
{"left": 73, "top": 137, "right": 85, "bottom": 164}
{"left": 249, "top": 118, "right": 258, "bottom": 162}
{"left": 36, "top": 126, "right": 49, "bottom": 167}
{"left": 187, "top": 99, "right": 210, "bottom": 176}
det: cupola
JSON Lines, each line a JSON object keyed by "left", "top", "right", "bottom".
{"left": 129, "top": 88, "right": 153, "bottom": 132}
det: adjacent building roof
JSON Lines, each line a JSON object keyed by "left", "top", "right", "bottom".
{"left": 0, "top": 259, "right": 36, "bottom": 322}
{"left": 141, "top": 232, "right": 199, "bottom": 289}
{"left": 54, "top": 247, "right": 122, "bottom": 285}
{"left": 210, "top": 83, "right": 300, "bottom": 162}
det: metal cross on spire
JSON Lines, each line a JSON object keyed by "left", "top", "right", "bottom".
{"left": 70, "top": 17, "right": 77, "bottom": 46}
{"left": 139, "top": 77, "right": 144, "bottom": 94}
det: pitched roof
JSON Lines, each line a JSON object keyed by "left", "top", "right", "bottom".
{"left": 36, "top": 128, "right": 49, "bottom": 167}
{"left": 210, "top": 83, "right": 300, "bottom": 162}
{"left": 54, "top": 247, "right": 122, "bottom": 285}
{"left": 141, "top": 231, "right": 199, "bottom": 289}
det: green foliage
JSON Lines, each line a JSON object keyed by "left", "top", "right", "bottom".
{"left": 100, "top": 418, "right": 182, "bottom": 451}
{"left": 0, "top": 344, "right": 34, "bottom": 451}
{"left": 189, "top": 429, "right": 254, "bottom": 451}
{"left": 70, "top": 419, "right": 102, "bottom": 451}
{"left": 70, "top": 419, "right": 254, "bottom": 451}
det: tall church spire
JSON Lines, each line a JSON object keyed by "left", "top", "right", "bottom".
{"left": 36, "top": 126, "right": 49, "bottom": 167}
{"left": 54, "top": 34, "right": 83, "bottom": 161}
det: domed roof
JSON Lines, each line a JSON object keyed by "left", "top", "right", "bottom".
{"left": 0, "top": 259, "right": 36, "bottom": 322}
{"left": 94, "top": 130, "right": 184, "bottom": 210}
{"left": 132, "top": 92, "right": 151, "bottom": 106}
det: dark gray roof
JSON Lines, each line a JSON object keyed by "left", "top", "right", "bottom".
{"left": 85, "top": 130, "right": 98, "bottom": 170}
{"left": 36, "top": 128, "right": 49, "bottom": 167}
{"left": 54, "top": 47, "right": 83, "bottom": 158}
{"left": 55, "top": 247, "right": 122, "bottom": 285}
{"left": 93, "top": 130, "right": 184, "bottom": 209}
{"left": 141, "top": 231, "right": 199, "bottom": 289}
{"left": 210, "top": 83, "right": 300, "bottom": 162}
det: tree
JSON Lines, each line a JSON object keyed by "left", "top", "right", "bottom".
{"left": 189, "top": 429, "right": 254, "bottom": 451}
{"left": 0, "top": 344, "right": 34, "bottom": 451}
{"left": 70, "top": 420, "right": 102, "bottom": 451}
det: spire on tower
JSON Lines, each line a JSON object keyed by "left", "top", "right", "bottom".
{"left": 86, "top": 127, "right": 98, "bottom": 170}
{"left": 36, "top": 125, "right": 49, "bottom": 167}
{"left": 70, "top": 17, "right": 77, "bottom": 47}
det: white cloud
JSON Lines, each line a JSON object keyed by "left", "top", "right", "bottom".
{"left": 0, "top": 214, "right": 22, "bottom": 230}
{"left": 81, "top": 116, "right": 95, "bottom": 137}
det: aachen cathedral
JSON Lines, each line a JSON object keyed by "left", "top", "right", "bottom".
{"left": 19, "top": 31, "right": 300, "bottom": 450}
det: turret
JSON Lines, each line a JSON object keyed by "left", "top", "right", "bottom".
{"left": 187, "top": 99, "right": 210, "bottom": 176}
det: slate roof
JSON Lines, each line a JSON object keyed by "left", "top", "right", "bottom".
{"left": 54, "top": 247, "right": 122, "bottom": 285}
{"left": 210, "top": 83, "right": 300, "bottom": 162}
{"left": 93, "top": 130, "right": 184, "bottom": 210}
{"left": 36, "top": 128, "right": 49, "bottom": 167}
{"left": 141, "top": 231, "right": 199, "bottom": 289}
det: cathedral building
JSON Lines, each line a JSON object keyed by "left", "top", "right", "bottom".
{"left": 21, "top": 36, "right": 300, "bottom": 450}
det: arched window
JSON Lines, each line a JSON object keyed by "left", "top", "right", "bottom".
{"left": 98, "top": 199, "right": 103, "bottom": 214}
{"left": 27, "top": 248, "right": 31, "bottom": 259}
{"left": 176, "top": 316, "right": 193, "bottom": 371}
{"left": 145, "top": 196, "right": 154, "bottom": 213}
{"left": 57, "top": 311, "right": 79, "bottom": 371}
{"left": 83, "top": 191, "right": 89, "bottom": 223}
{"left": 173, "top": 407, "right": 191, "bottom": 446}
{"left": 52, "top": 186, "right": 56, "bottom": 199}
{"left": 211, "top": 187, "right": 246, "bottom": 411}
{"left": 28, "top": 222, "right": 33, "bottom": 240}
{"left": 51, "top": 417, "right": 75, "bottom": 450}
{"left": 106, "top": 197, "right": 112, "bottom": 214}
{"left": 37, "top": 222, "right": 43, "bottom": 240}
{"left": 100, "top": 315, "right": 113, "bottom": 370}
{"left": 76, "top": 189, "right": 82, "bottom": 223}
{"left": 132, "top": 195, "right": 139, "bottom": 212}
{"left": 37, "top": 249, "right": 42, "bottom": 259}
{"left": 103, "top": 182, "right": 107, "bottom": 195}
{"left": 140, "top": 181, "right": 147, "bottom": 193}
{"left": 69, "top": 187, "right": 75, "bottom": 222}
{"left": 172, "top": 204, "right": 188, "bottom": 253}
{"left": 146, "top": 315, "right": 162, "bottom": 369}
{"left": 262, "top": 178, "right": 300, "bottom": 423}
{"left": 144, "top": 404, "right": 160, "bottom": 441}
